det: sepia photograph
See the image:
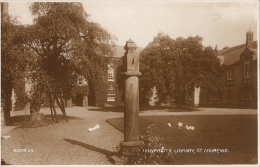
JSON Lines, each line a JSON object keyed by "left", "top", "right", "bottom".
{"left": 1, "top": 0, "right": 258, "bottom": 165}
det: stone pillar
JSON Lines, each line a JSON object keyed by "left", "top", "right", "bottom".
{"left": 120, "top": 39, "right": 142, "bottom": 156}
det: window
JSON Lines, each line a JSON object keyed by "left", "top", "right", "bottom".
{"left": 241, "top": 93, "right": 244, "bottom": 100}
{"left": 245, "top": 93, "right": 249, "bottom": 100}
{"left": 241, "top": 93, "right": 253, "bottom": 101}
{"left": 108, "top": 69, "right": 114, "bottom": 81}
{"left": 78, "top": 76, "right": 83, "bottom": 86}
{"left": 250, "top": 93, "right": 253, "bottom": 100}
{"left": 107, "top": 86, "right": 115, "bottom": 101}
{"left": 227, "top": 69, "right": 233, "bottom": 80}
{"left": 210, "top": 93, "right": 220, "bottom": 101}
{"left": 107, "top": 64, "right": 114, "bottom": 81}
{"left": 244, "top": 62, "right": 251, "bottom": 78}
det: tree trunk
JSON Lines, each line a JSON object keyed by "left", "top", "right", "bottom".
{"left": 52, "top": 105, "right": 59, "bottom": 123}
{"left": 48, "top": 97, "right": 54, "bottom": 121}
{"left": 2, "top": 78, "right": 12, "bottom": 125}
{"left": 50, "top": 103, "right": 54, "bottom": 121}
{"left": 30, "top": 100, "right": 41, "bottom": 123}
{"left": 54, "top": 94, "right": 69, "bottom": 122}
{"left": 4, "top": 94, "right": 11, "bottom": 125}
{"left": 50, "top": 99, "right": 59, "bottom": 123}
{"left": 60, "top": 97, "right": 69, "bottom": 122}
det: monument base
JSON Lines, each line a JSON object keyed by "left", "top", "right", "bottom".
{"left": 120, "top": 141, "right": 143, "bottom": 155}
{"left": 111, "top": 141, "right": 143, "bottom": 164}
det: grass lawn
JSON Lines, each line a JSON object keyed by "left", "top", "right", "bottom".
{"left": 107, "top": 115, "right": 258, "bottom": 164}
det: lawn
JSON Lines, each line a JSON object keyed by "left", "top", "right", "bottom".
{"left": 107, "top": 115, "right": 258, "bottom": 164}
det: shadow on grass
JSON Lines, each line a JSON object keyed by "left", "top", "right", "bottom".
{"left": 88, "top": 106, "right": 200, "bottom": 113}
{"left": 64, "top": 138, "right": 119, "bottom": 163}
{"left": 7, "top": 114, "right": 82, "bottom": 126}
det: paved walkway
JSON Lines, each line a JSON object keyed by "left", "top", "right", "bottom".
{"left": 1, "top": 106, "right": 257, "bottom": 165}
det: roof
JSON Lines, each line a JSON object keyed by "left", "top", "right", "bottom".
{"left": 218, "top": 44, "right": 246, "bottom": 65}
{"left": 112, "top": 45, "right": 143, "bottom": 58}
{"left": 217, "top": 41, "right": 257, "bottom": 65}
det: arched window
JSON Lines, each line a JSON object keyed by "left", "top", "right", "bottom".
{"left": 244, "top": 61, "right": 251, "bottom": 78}
{"left": 107, "top": 85, "right": 115, "bottom": 101}
{"left": 108, "top": 64, "right": 114, "bottom": 81}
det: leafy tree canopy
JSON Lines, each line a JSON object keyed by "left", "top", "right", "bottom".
{"left": 140, "top": 32, "right": 225, "bottom": 107}
{"left": 9, "top": 2, "right": 116, "bottom": 121}
{"left": 1, "top": 7, "right": 30, "bottom": 124}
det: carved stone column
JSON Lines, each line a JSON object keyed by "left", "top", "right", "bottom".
{"left": 120, "top": 39, "right": 142, "bottom": 156}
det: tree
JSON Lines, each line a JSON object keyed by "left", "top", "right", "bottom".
{"left": 21, "top": 2, "right": 116, "bottom": 122}
{"left": 1, "top": 2, "right": 29, "bottom": 125}
{"left": 140, "top": 33, "right": 225, "bottom": 107}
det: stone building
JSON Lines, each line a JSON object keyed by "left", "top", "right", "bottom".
{"left": 187, "top": 29, "right": 257, "bottom": 108}
{"left": 93, "top": 45, "right": 143, "bottom": 107}
{"left": 72, "top": 45, "right": 143, "bottom": 107}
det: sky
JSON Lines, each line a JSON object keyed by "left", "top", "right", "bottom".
{"left": 7, "top": 0, "right": 258, "bottom": 50}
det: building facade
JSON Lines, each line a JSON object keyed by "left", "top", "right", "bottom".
{"left": 72, "top": 45, "right": 143, "bottom": 107}
{"left": 94, "top": 46, "right": 143, "bottom": 107}
{"left": 187, "top": 29, "right": 257, "bottom": 108}
{"left": 99, "top": 57, "right": 124, "bottom": 107}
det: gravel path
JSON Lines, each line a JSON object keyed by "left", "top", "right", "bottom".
{"left": 1, "top": 107, "right": 124, "bottom": 165}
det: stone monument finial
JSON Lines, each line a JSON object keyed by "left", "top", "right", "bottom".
{"left": 124, "top": 39, "right": 137, "bottom": 51}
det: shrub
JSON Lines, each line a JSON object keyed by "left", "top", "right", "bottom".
{"left": 129, "top": 124, "right": 173, "bottom": 165}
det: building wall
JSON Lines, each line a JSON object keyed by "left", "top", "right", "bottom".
{"left": 186, "top": 50, "right": 257, "bottom": 108}
{"left": 95, "top": 58, "right": 124, "bottom": 107}
{"left": 198, "top": 57, "right": 257, "bottom": 108}
{"left": 222, "top": 63, "right": 241, "bottom": 106}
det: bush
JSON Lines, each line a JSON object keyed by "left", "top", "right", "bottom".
{"left": 129, "top": 124, "right": 173, "bottom": 165}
